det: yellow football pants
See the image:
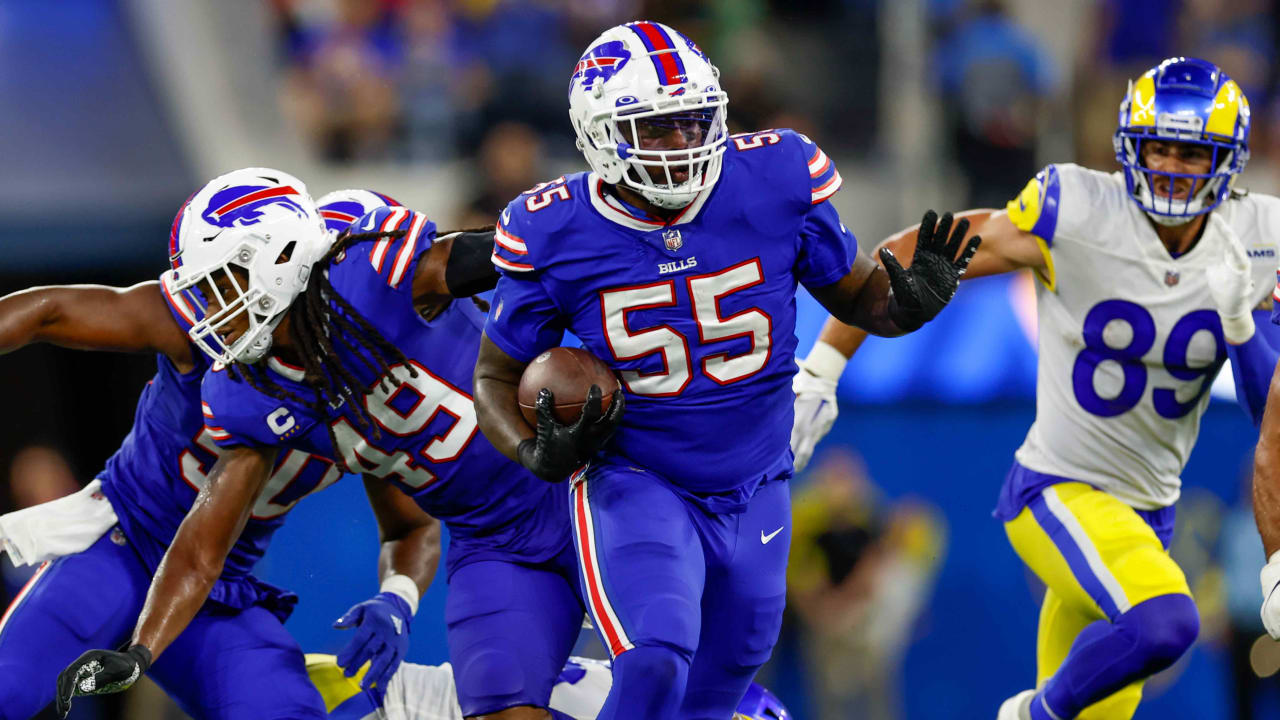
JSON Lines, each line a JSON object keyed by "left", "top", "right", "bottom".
{"left": 1004, "top": 482, "right": 1192, "bottom": 720}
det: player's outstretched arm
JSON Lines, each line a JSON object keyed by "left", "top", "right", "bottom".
{"left": 0, "top": 281, "right": 195, "bottom": 371}
{"left": 333, "top": 477, "right": 441, "bottom": 694}
{"left": 55, "top": 446, "right": 276, "bottom": 716}
{"left": 791, "top": 209, "right": 1041, "bottom": 470}
{"left": 808, "top": 210, "right": 981, "bottom": 337}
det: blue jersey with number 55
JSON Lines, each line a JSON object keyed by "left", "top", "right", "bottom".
{"left": 997, "top": 163, "right": 1280, "bottom": 512}
{"left": 485, "top": 129, "right": 856, "bottom": 494}
{"left": 202, "top": 208, "right": 570, "bottom": 575}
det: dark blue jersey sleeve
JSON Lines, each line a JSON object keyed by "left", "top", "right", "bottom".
{"left": 796, "top": 199, "right": 857, "bottom": 290}
{"left": 775, "top": 131, "right": 856, "bottom": 289}
{"left": 336, "top": 206, "right": 437, "bottom": 297}
{"left": 1228, "top": 308, "right": 1280, "bottom": 427}
{"left": 484, "top": 274, "right": 566, "bottom": 363}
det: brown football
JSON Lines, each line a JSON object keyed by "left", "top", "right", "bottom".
{"left": 518, "top": 347, "right": 620, "bottom": 426}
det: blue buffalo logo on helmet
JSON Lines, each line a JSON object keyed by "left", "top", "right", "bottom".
{"left": 571, "top": 40, "right": 631, "bottom": 94}
{"left": 200, "top": 183, "right": 312, "bottom": 229}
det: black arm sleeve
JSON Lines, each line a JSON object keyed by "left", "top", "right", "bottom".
{"left": 444, "top": 229, "right": 500, "bottom": 298}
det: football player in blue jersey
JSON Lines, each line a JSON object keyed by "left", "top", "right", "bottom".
{"left": 0, "top": 176, "right": 447, "bottom": 720}
{"left": 471, "top": 21, "right": 977, "bottom": 719}
{"left": 57, "top": 174, "right": 588, "bottom": 720}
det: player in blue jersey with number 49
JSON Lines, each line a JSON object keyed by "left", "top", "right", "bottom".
{"left": 56, "top": 171, "right": 590, "bottom": 720}
{"left": 472, "top": 21, "right": 977, "bottom": 719}
{"left": 0, "top": 175, "right": 445, "bottom": 720}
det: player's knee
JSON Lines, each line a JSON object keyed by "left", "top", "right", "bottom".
{"left": 633, "top": 593, "right": 700, "bottom": 654}
{"left": 614, "top": 643, "right": 689, "bottom": 689}
{"left": 455, "top": 648, "right": 528, "bottom": 700}
{"left": 1121, "top": 593, "right": 1198, "bottom": 670}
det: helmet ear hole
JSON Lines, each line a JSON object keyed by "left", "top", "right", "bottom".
{"left": 276, "top": 241, "right": 297, "bottom": 264}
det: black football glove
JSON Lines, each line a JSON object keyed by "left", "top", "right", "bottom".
{"left": 56, "top": 644, "right": 152, "bottom": 718}
{"left": 880, "top": 210, "right": 981, "bottom": 332}
{"left": 517, "top": 386, "right": 625, "bottom": 482}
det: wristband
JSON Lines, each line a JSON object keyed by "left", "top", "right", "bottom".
{"left": 380, "top": 573, "right": 420, "bottom": 616}
{"left": 799, "top": 341, "right": 848, "bottom": 382}
{"left": 1221, "top": 311, "right": 1256, "bottom": 346}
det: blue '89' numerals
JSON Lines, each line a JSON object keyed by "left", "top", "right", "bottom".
{"left": 1071, "top": 300, "right": 1225, "bottom": 419}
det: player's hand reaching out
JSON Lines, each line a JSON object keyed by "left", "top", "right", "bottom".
{"left": 334, "top": 592, "right": 413, "bottom": 699}
{"left": 518, "top": 386, "right": 625, "bottom": 481}
{"left": 55, "top": 645, "right": 152, "bottom": 717}
{"left": 1206, "top": 213, "right": 1256, "bottom": 345}
{"left": 881, "top": 210, "right": 981, "bottom": 331}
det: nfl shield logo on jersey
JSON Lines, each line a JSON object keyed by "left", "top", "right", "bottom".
{"left": 664, "top": 229, "right": 683, "bottom": 251}
{"left": 1165, "top": 270, "right": 1180, "bottom": 286}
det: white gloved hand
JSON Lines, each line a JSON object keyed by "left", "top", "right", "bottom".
{"left": 1206, "top": 213, "right": 1256, "bottom": 345}
{"left": 790, "top": 341, "right": 846, "bottom": 472}
{"left": 1261, "top": 550, "right": 1280, "bottom": 638}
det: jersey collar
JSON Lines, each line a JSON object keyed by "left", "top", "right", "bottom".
{"left": 587, "top": 173, "right": 712, "bottom": 231}
{"left": 267, "top": 356, "right": 306, "bottom": 382}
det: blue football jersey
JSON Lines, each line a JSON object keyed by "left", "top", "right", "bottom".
{"left": 201, "top": 208, "right": 570, "bottom": 574}
{"left": 97, "top": 273, "right": 340, "bottom": 616}
{"left": 486, "top": 129, "right": 854, "bottom": 493}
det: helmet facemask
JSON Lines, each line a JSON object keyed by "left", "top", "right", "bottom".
{"left": 173, "top": 235, "right": 309, "bottom": 365}
{"left": 580, "top": 90, "right": 728, "bottom": 210}
{"left": 569, "top": 22, "right": 730, "bottom": 211}
{"left": 1114, "top": 130, "right": 1245, "bottom": 225}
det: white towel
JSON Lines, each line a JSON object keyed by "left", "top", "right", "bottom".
{"left": 0, "top": 479, "right": 118, "bottom": 566}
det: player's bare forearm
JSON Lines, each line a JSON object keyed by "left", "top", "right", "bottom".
{"left": 0, "top": 282, "right": 194, "bottom": 369}
{"left": 130, "top": 446, "right": 276, "bottom": 658}
{"left": 815, "top": 315, "right": 870, "bottom": 358}
{"left": 1255, "top": 364, "right": 1280, "bottom": 556}
{"left": 808, "top": 259, "right": 906, "bottom": 337}
{"left": 474, "top": 333, "right": 535, "bottom": 463}
{"left": 364, "top": 476, "right": 441, "bottom": 594}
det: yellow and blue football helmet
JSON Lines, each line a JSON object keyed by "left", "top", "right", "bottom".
{"left": 1113, "top": 56, "right": 1250, "bottom": 224}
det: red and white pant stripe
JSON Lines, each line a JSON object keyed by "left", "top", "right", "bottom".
{"left": 0, "top": 561, "right": 50, "bottom": 638}
{"left": 571, "top": 471, "right": 634, "bottom": 658}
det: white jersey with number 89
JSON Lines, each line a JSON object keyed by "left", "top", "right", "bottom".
{"left": 1007, "top": 163, "right": 1280, "bottom": 509}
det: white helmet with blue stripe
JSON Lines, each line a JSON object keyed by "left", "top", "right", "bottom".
{"left": 568, "top": 21, "right": 729, "bottom": 210}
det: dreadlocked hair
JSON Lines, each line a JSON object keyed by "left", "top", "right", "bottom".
{"left": 230, "top": 227, "right": 419, "bottom": 472}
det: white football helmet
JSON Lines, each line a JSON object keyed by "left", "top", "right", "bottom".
{"left": 167, "top": 168, "right": 328, "bottom": 365}
{"left": 568, "top": 21, "right": 728, "bottom": 210}
{"left": 316, "top": 188, "right": 401, "bottom": 240}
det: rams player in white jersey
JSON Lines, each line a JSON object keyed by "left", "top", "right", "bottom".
{"left": 790, "top": 57, "right": 1280, "bottom": 719}
{"left": 304, "top": 654, "right": 790, "bottom": 720}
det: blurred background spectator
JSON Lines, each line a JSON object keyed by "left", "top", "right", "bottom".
{"left": 774, "top": 449, "right": 945, "bottom": 720}
{"left": 5, "top": 0, "right": 1280, "bottom": 717}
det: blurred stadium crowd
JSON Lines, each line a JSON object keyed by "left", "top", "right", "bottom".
{"left": 5, "top": 0, "right": 1280, "bottom": 718}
